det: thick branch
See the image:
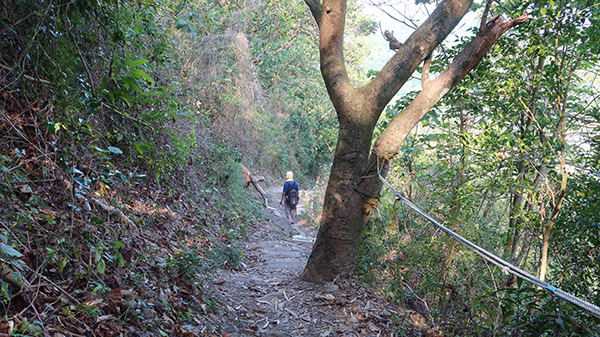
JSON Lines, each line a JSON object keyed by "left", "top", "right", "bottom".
{"left": 314, "top": 0, "right": 353, "bottom": 115}
{"left": 241, "top": 165, "right": 268, "bottom": 208}
{"left": 365, "top": 0, "right": 474, "bottom": 115}
{"left": 374, "top": 13, "right": 528, "bottom": 154}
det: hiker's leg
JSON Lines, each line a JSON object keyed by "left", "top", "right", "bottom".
{"left": 284, "top": 203, "right": 293, "bottom": 222}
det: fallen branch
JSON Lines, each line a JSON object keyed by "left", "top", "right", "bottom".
{"left": 0, "top": 267, "right": 28, "bottom": 289}
{"left": 90, "top": 195, "right": 136, "bottom": 227}
{"left": 241, "top": 165, "right": 268, "bottom": 207}
{"left": 0, "top": 63, "right": 52, "bottom": 86}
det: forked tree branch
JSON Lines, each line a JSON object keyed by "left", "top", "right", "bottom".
{"left": 305, "top": 0, "right": 323, "bottom": 25}
{"left": 480, "top": 0, "right": 493, "bottom": 33}
{"left": 422, "top": 55, "right": 432, "bottom": 87}
{"left": 374, "top": 13, "right": 528, "bottom": 153}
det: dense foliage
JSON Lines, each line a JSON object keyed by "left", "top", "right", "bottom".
{"left": 0, "top": 0, "right": 376, "bottom": 334}
{"left": 3, "top": 0, "right": 598, "bottom": 335}
{"left": 357, "top": 0, "right": 600, "bottom": 335}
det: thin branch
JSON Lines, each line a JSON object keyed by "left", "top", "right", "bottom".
{"left": 0, "top": 63, "right": 52, "bottom": 86}
{"left": 66, "top": 22, "right": 97, "bottom": 96}
{"left": 103, "top": 103, "right": 150, "bottom": 126}
{"left": 493, "top": 0, "right": 513, "bottom": 15}
{"left": 366, "top": 0, "right": 420, "bottom": 30}
{"left": 0, "top": 1, "right": 74, "bottom": 35}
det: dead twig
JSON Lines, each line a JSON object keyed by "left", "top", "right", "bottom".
{"left": 0, "top": 1, "right": 74, "bottom": 35}
{"left": 0, "top": 63, "right": 52, "bottom": 86}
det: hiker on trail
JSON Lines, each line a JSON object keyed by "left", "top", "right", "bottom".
{"left": 280, "top": 171, "right": 299, "bottom": 224}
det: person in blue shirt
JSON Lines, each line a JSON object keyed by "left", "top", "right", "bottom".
{"left": 279, "top": 171, "right": 299, "bottom": 223}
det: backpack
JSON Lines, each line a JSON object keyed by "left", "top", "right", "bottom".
{"left": 285, "top": 181, "right": 299, "bottom": 209}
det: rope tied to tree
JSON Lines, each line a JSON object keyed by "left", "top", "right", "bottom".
{"left": 372, "top": 171, "right": 600, "bottom": 319}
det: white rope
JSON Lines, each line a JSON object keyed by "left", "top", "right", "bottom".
{"left": 377, "top": 174, "right": 600, "bottom": 319}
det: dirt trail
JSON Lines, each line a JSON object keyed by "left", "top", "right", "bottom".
{"left": 203, "top": 186, "right": 408, "bottom": 336}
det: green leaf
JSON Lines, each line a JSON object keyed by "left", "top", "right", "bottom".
{"left": 130, "top": 173, "right": 147, "bottom": 180}
{"left": 50, "top": 122, "right": 62, "bottom": 133}
{"left": 89, "top": 217, "right": 104, "bottom": 225}
{"left": 27, "top": 323, "right": 43, "bottom": 335}
{"left": 129, "top": 69, "right": 154, "bottom": 84}
{"left": 129, "top": 59, "right": 149, "bottom": 67}
{"left": 119, "top": 92, "right": 131, "bottom": 107}
{"left": 1, "top": 244, "right": 23, "bottom": 258}
{"left": 107, "top": 146, "right": 123, "bottom": 154}
{"left": 116, "top": 252, "right": 125, "bottom": 267}
{"left": 11, "top": 259, "right": 27, "bottom": 272}
{"left": 555, "top": 318, "right": 565, "bottom": 329}
{"left": 91, "top": 145, "right": 104, "bottom": 152}
{"left": 113, "top": 240, "right": 124, "bottom": 249}
{"left": 540, "top": 7, "right": 547, "bottom": 15}
{"left": 176, "top": 19, "right": 187, "bottom": 29}
{"left": 97, "top": 258, "right": 106, "bottom": 276}
{"left": 100, "top": 76, "right": 108, "bottom": 90}
{"left": 134, "top": 142, "right": 146, "bottom": 155}
{"left": 121, "top": 76, "right": 136, "bottom": 90}
{"left": 115, "top": 170, "right": 129, "bottom": 183}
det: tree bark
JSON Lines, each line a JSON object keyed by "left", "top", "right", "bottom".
{"left": 301, "top": 0, "right": 526, "bottom": 283}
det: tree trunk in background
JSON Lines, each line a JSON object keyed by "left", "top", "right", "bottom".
{"left": 505, "top": 56, "right": 546, "bottom": 256}
{"left": 301, "top": 0, "right": 526, "bottom": 283}
{"left": 538, "top": 61, "right": 572, "bottom": 281}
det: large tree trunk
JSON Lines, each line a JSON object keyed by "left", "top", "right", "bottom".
{"left": 301, "top": 0, "right": 526, "bottom": 283}
{"left": 301, "top": 121, "right": 376, "bottom": 281}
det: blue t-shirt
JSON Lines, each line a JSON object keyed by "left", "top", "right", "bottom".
{"left": 283, "top": 180, "right": 299, "bottom": 196}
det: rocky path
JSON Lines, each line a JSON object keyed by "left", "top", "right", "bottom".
{"left": 203, "top": 186, "right": 409, "bottom": 336}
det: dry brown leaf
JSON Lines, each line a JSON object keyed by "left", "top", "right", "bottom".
{"left": 121, "top": 289, "right": 136, "bottom": 300}
{"left": 285, "top": 308, "right": 298, "bottom": 318}
{"left": 95, "top": 315, "right": 113, "bottom": 322}
{"left": 314, "top": 294, "right": 335, "bottom": 301}
{"left": 321, "top": 300, "right": 341, "bottom": 306}
{"left": 106, "top": 288, "right": 123, "bottom": 314}
{"left": 174, "top": 324, "right": 198, "bottom": 337}
{"left": 368, "top": 321, "right": 380, "bottom": 332}
{"left": 85, "top": 298, "right": 103, "bottom": 307}
{"left": 356, "top": 313, "right": 369, "bottom": 322}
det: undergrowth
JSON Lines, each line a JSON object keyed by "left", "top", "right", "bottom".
{"left": 356, "top": 181, "right": 600, "bottom": 336}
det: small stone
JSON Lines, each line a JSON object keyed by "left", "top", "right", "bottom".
{"left": 323, "top": 284, "right": 339, "bottom": 293}
{"left": 140, "top": 306, "right": 155, "bottom": 320}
